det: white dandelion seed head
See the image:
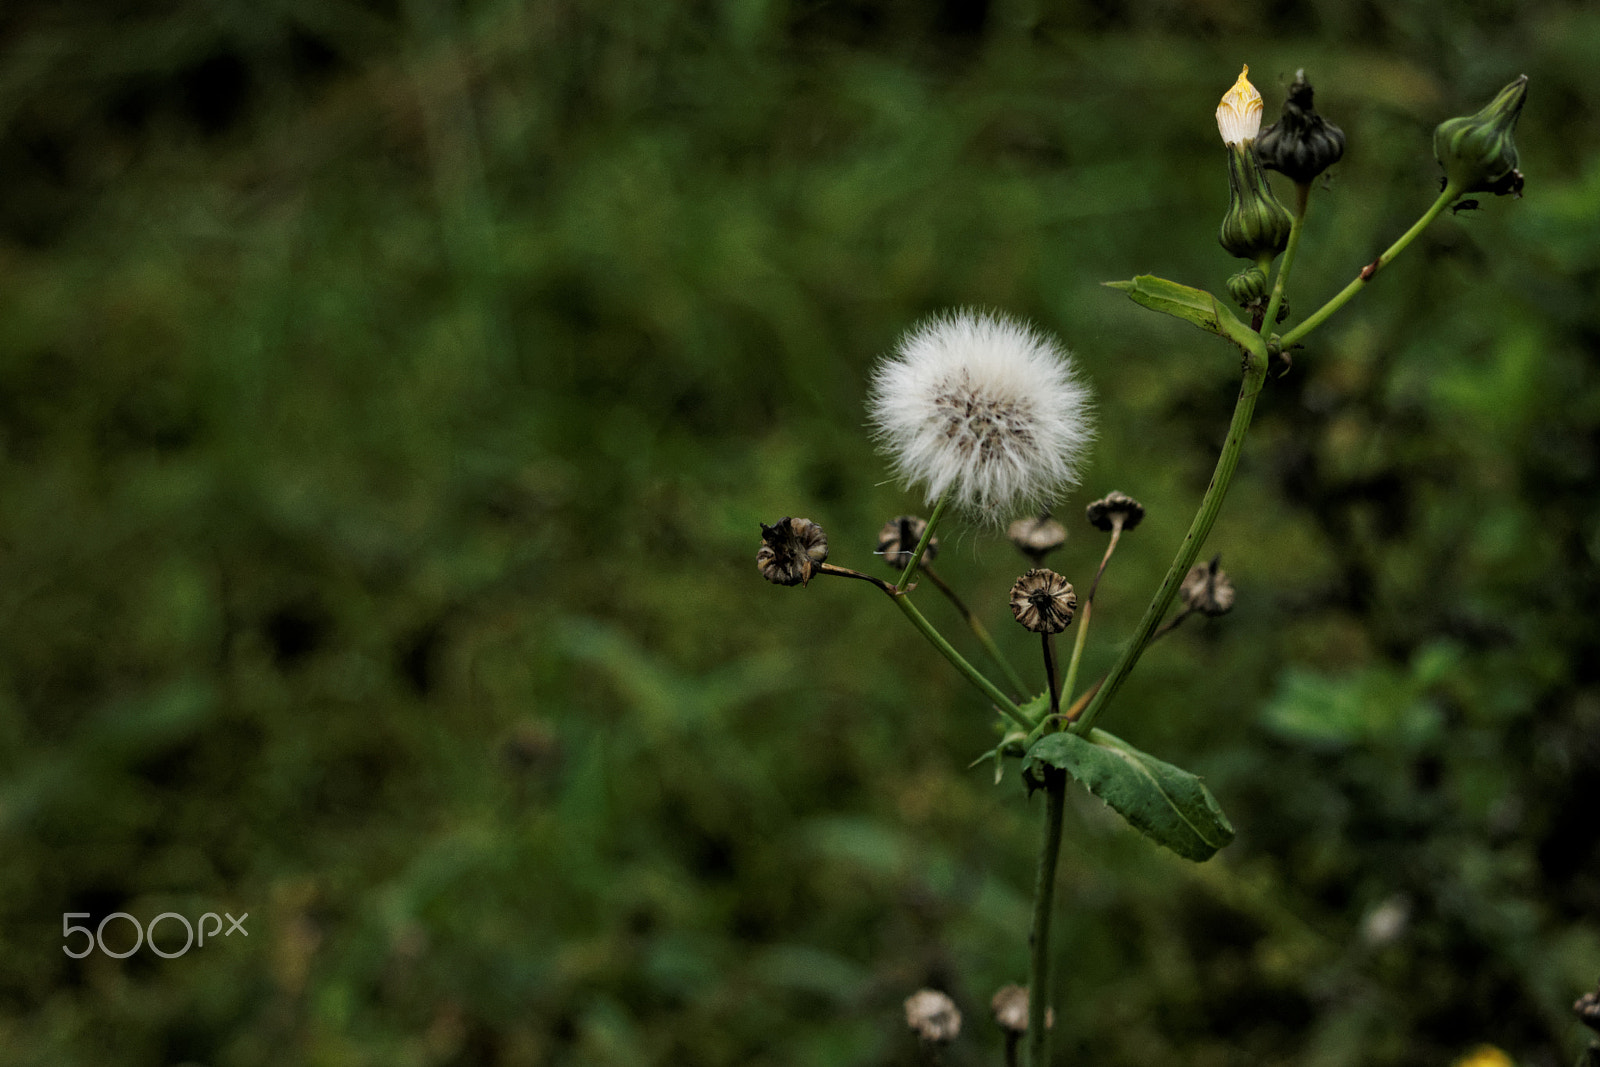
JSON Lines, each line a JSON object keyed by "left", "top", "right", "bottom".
{"left": 868, "top": 309, "right": 1094, "bottom": 523}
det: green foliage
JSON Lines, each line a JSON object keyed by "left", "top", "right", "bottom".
{"left": 1026, "top": 728, "right": 1236, "bottom": 861}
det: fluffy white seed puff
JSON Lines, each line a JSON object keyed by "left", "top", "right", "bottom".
{"left": 869, "top": 310, "right": 1093, "bottom": 522}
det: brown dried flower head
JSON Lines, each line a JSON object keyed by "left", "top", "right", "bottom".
{"left": 1086, "top": 490, "right": 1146, "bottom": 533}
{"left": 757, "top": 517, "right": 828, "bottom": 587}
{"left": 1575, "top": 985, "right": 1600, "bottom": 1034}
{"left": 904, "top": 989, "right": 961, "bottom": 1043}
{"left": 990, "top": 984, "right": 1054, "bottom": 1034}
{"left": 1180, "top": 554, "right": 1235, "bottom": 616}
{"left": 876, "top": 515, "right": 939, "bottom": 570}
{"left": 1010, "top": 568, "right": 1077, "bottom": 634}
{"left": 1008, "top": 513, "right": 1068, "bottom": 563}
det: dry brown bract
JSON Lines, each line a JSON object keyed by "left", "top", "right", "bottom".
{"left": 756, "top": 517, "right": 828, "bottom": 587}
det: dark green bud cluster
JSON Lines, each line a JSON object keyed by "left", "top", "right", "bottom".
{"left": 1219, "top": 143, "right": 1293, "bottom": 261}
{"left": 1434, "top": 75, "right": 1528, "bottom": 196}
{"left": 1226, "top": 265, "right": 1268, "bottom": 306}
{"left": 1257, "top": 70, "right": 1345, "bottom": 184}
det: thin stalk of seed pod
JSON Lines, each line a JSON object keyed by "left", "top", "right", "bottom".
{"left": 891, "top": 594, "right": 1035, "bottom": 733}
{"left": 1148, "top": 604, "right": 1197, "bottom": 643}
{"left": 1026, "top": 767, "right": 1067, "bottom": 1067}
{"left": 815, "top": 563, "right": 900, "bottom": 595}
{"left": 1069, "top": 347, "right": 1268, "bottom": 738}
{"left": 922, "top": 564, "right": 1031, "bottom": 699}
{"left": 894, "top": 491, "right": 951, "bottom": 595}
{"left": 1050, "top": 513, "right": 1130, "bottom": 733}
{"left": 1041, "top": 632, "right": 1061, "bottom": 720}
{"left": 1279, "top": 183, "right": 1459, "bottom": 349}
{"left": 1260, "top": 182, "right": 1310, "bottom": 331}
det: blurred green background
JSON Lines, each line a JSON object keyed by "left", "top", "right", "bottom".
{"left": 2, "top": 1, "right": 1598, "bottom": 1064}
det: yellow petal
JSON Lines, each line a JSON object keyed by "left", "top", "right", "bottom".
{"left": 1216, "top": 64, "right": 1264, "bottom": 145}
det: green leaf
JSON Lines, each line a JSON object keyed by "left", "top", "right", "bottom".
{"left": 1105, "top": 275, "right": 1264, "bottom": 354}
{"left": 1025, "top": 728, "right": 1235, "bottom": 861}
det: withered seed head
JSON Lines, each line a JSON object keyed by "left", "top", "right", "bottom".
{"left": 1008, "top": 513, "right": 1068, "bottom": 563}
{"left": 1086, "top": 491, "right": 1146, "bottom": 532}
{"left": 1010, "top": 568, "right": 1077, "bottom": 634}
{"left": 990, "top": 984, "right": 1053, "bottom": 1034}
{"left": 1179, "top": 554, "right": 1235, "bottom": 616}
{"left": 1575, "top": 985, "right": 1600, "bottom": 1034}
{"left": 876, "top": 515, "right": 939, "bottom": 570}
{"left": 904, "top": 989, "right": 961, "bottom": 1043}
{"left": 757, "top": 517, "right": 829, "bottom": 587}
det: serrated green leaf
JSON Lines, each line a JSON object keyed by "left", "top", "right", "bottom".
{"left": 1104, "top": 275, "right": 1263, "bottom": 354}
{"left": 1025, "top": 728, "right": 1235, "bottom": 861}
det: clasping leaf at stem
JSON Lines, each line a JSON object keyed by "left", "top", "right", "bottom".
{"left": 1104, "top": 276, "right": 1269, "bottom": 365}
{"left": 1024, "top": 727, "right": 1236, "bottom": 861}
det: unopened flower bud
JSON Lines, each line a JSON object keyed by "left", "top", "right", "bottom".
{"left": 876, "top": 515, "right": 938, "bottom": 570}
{"left": 1220, "top": 141, "right": 1293, "bottom": 261}
{"left": 1010, "top": 568, "right": 1077, "bottom": 634}
{"left": 1227, "top": 265, "right": 1269, "bottom": 307}
{"left": 990, "top": 984, "right": 1053, "bottom": 1034}
{"left": 1216, "top": 65, "right": 1263, "bottom": 147}
{"left": 1008, "top": 514, "right": 1067, "bottom": 563}
{"left": 757, "top": 517, "right": 828, "bottom": 587}
{"left": 1257, "top": 70, "right": 1345, "bottom": 184}
{"left": 904, "top": 989, "right": 961, "bottom": 1043}
{"left": 1434, "top": 75, "right": 1528, "bottom": 196}
{"left": 1085, "top": 491, "right": 1146, "bottom": 533}
{"left": 1179, "top": 554, "right": 1235, "bottom": 616}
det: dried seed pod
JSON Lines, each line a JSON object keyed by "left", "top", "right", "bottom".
{"left": 756, "top": 517, "right": 828, "bottom": 587}
{"left": 990, "top": 984, "right": 1053, "bottom": 1033}
{"left": 1179, "top": 554, "right": 1235, "bottom": 616}
{"left": 1010, "top": 568, "right": 1077, "bottom": 634}
{"left": 904, "top": 989, "right": 961, "bottom": 1043}
{"left": 876, "top": 515, "right": 939, "bottom": 570}
{"left": 1085, "top": 491, "right": 1146, "bottom": 532}
{"left": 1008, "top": 514, "right": 1068, "bottom": 563}
{"left": 1257, "top": 69, "right": 1346, "bottom": 184}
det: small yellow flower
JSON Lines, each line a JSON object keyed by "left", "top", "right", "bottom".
{"left": 1452, "top": 1045, "right": 1515, "bottom": 1067}
{"left": 1216, "top": 64, "right": 1264, "bottom": 146}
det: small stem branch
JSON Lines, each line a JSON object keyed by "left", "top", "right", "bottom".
{"left": 1086, "top": 520, "right": 1124, "bottom": 603}
{"left": 1262, "top": 182, "right": 1310, "bottom": 331}
{"left": 1279, "top": 183, "right": 1459, "bottom": 349}
{"left": 895, "top": 492, "right": 950, "bottom": 595}
{"left": 891, "top": 594, "right": 1034, "bottom": 733}
{"left": 1041, "top": 632, "right": 1060, "bottom": 720}
{"left": 923, "top": 565, "right": 1031, "bottom": 699}
{"left": 815, "top": 563, "right": 898, "bottom": 594}
{"left": 1147, "top": 605, "right": 1196, "bottom": 643}
{"left": 1026, "top": 769, "right": 1067, "bottom": 1067}
{"left": 1059, "top": 600, "right": 1092, "bottom": 714}
{"left": 1069, "top": 355, "right": 1268, "bottom": 737}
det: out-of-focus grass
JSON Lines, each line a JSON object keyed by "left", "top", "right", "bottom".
{"left": 1, "top": 1, "right": 1598, "bottom": 1064}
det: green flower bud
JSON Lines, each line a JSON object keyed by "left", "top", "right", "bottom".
{"left": 1219, "top": 142, "right": 1292, "bottom": 261}
{"left": 1226, "top": 265, "right": 1269, "bottom": 306}
{"left": 1257, "top": 70, "right": 1345, "bottom": 184}
{"left": 1434, "top": 75, "right": 1528, "bottom": 196}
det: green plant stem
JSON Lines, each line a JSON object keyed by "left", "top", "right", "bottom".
{"left": 1059, "top": 600, "right": 1092, "bottom": 717}
{"left": 890, "top": 594, "right": 1034, "bottom": 733}
{"left": 1026, "top": 769, "right": 1067, "bottom": 1067}
{"left": 1279, "top": 182, "right": 1459, "bottom": 349}
{"left": 921, "top": 565, "right": 1031, "bottom": 699}
{"left": 1261, "top": 182, "right": 1310, "bottom": 330}
{"left": 895, "top": 492, "right": 950, "bottom": 594}
{"left": 1069, "top": 352, "right": 1268, "bottom": 737}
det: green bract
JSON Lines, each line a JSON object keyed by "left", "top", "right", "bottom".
{"left": 1434, "top": 75, "right": 1528, "bottom": 196}
{"left": 1220, "top": 142, "right": 1293, "bottom": 261}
